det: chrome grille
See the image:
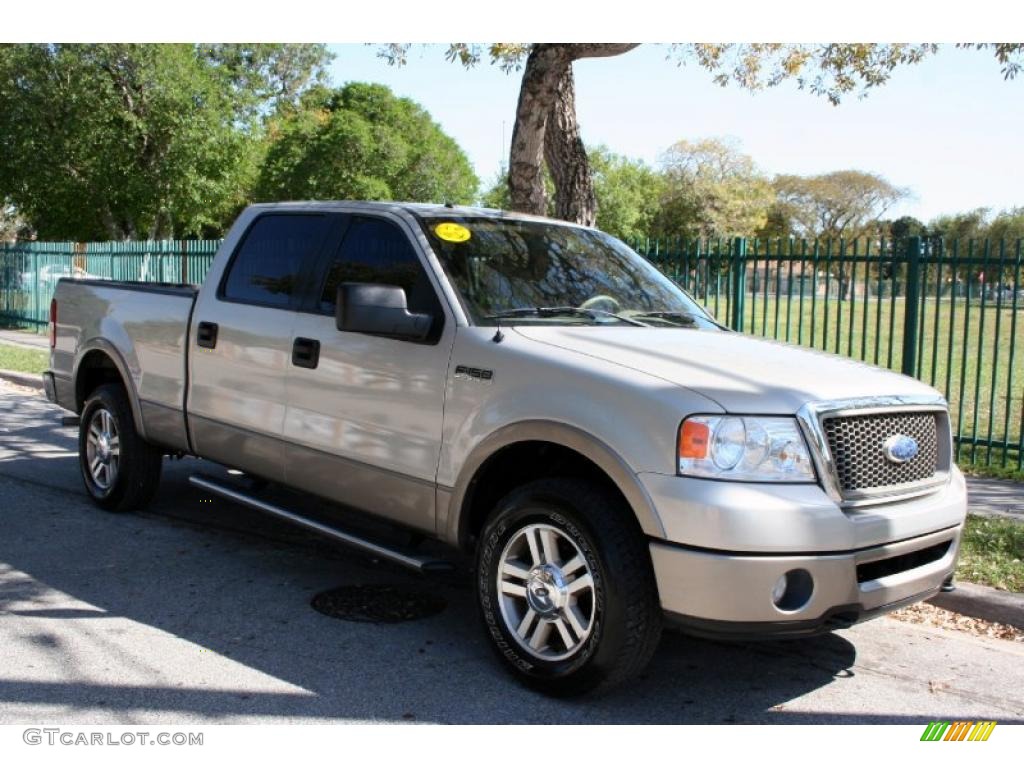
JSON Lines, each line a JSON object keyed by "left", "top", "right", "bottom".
{"left": 823, "top": 412, "right": 940, "bottom": 493}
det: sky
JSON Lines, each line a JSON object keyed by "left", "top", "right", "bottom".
{"left": 327, "top": 44, "right": 1024, "bottom": 222}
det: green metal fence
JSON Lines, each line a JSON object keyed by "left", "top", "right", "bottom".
{"left": 2, "top": 234, "right": 1021, "bottom": 470}
{"left": 0, "top": 240, "right": 220, "bottom": 330}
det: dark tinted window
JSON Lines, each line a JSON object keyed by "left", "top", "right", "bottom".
{"left": 222, "top": 214, "right": 331, "bottom": 308}
{"left": 319, "top": 217, "right": 439, "bottom": 316}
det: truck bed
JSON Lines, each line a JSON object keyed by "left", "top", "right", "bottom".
{"left": 50, "top": 278, "right": 198, "bottom": 452}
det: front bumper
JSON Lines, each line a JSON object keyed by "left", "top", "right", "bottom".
{"left": 651, "top": 524, "right": 961, "bottom": 639}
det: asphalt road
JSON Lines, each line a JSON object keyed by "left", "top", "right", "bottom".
{"left": 1, "top": 382, "right": 1022, "bottom": 725}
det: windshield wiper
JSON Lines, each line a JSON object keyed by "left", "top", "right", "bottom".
{"left": 486, "top": 306, "right": 650, "bottom": 327}
{"left": 630, "top": 310, "right": 723, "bottom": 329}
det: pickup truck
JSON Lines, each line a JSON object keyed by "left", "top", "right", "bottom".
{"left": 45, "top": 202, "right": 967, "bottom": 695}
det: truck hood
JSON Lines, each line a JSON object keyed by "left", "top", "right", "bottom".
{"left": 513, "top": 326, "right": 940, "bottom": 414}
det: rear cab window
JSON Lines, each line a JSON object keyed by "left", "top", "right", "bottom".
{"left": 220, "top": 214, "right": 333, "bottom": 308}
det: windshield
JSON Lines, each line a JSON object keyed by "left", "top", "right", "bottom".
{"left": 419, "top": 216, "right": 720, "bottom": 329}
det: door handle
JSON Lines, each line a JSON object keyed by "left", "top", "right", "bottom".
{"left": 291, "top": 337, "right": 320, "bottom": 369}
{"left": 196, "top": 321, "right": 218, "bottom": 349}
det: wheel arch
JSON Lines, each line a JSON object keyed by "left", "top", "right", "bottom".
{"left": 443, "top": 420, "right": 666, "bottom": 551}
{"left": 73, "top": 341, "right": 147, "bottom": 441}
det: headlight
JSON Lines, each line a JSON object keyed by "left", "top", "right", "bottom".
{"left": 678, "top": 415, "right": 816, "bottom": 482}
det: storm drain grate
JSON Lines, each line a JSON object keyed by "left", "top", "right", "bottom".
{"left": 311, "top": 584, "right": 447, "bottom": 624}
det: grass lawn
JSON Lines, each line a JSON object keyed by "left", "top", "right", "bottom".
{"left": 0, "top": 342, "right": 47, "bottom": 374}
{"left": 959, "top": 456, "right": 1024, "bottom": 483}
{"left": 957, "top": 514, "right": 1024, "bottom": 592}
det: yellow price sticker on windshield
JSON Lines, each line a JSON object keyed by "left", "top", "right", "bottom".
{"left": 434, "top": 222, "right": 471, "bottom": 243}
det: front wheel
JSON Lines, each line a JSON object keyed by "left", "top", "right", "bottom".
{"left": 79, "top": 383, "right": 163, "bottom": 512}
{"left": 476, "top": 478, "right": 662, "bottom": 696}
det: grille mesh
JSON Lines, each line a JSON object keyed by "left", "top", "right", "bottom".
{"left": 823, "top": 412, "right": 939, "bottom": 493}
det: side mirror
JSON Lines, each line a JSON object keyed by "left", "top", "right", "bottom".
{"left": 335, "top": 283, "right": 433, "bottom": 342}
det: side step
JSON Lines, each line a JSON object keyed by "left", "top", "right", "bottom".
{"left": 188, "top": 474, "right": 454, "bottom": 574}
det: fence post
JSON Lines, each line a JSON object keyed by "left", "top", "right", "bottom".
{"left": 730, "top": 237, "right": 747, "bottom": 332}
{"left": 181, "top": 240, "right": 189, "bottom": 284}
{"left": 901, "top": 235, "right": 922, "bottom": 377}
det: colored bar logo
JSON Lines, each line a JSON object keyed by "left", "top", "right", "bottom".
{"left": 920, "top": 721, "right": 997, "bottom": 741}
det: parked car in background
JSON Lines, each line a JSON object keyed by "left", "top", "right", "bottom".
{"left": 44, "top": 202, "right": 967, "bottom": 695}
{"left": 21, "top": 264, "right": 107, "bottom": 291}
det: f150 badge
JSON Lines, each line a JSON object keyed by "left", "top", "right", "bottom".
{"left": 454, "top": 365, "right": 493, "bottom": 384}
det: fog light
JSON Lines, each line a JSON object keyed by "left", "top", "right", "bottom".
{"left": 771, "top": 574, "right": 788, "bottom": 604}
{"left": 771, "top": 569, "right": 814, "bottom": 612}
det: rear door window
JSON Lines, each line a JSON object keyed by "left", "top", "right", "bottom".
{"left": 222, "top": 214, "right": 332, "bottom": 308}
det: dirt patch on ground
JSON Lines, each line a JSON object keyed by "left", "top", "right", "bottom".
{"left": 890, "top": 602, "right": 1024, "bottom": 642}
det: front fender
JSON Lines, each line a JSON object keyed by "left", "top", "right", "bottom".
{"left": 440, "top": 419, "right": 667, "bottom": 547}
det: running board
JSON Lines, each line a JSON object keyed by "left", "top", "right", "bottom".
{"left": 188, "top": 474, "right": 454, "bottom": 573}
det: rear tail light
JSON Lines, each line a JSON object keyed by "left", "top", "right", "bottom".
{"left": 49, "top": 298, "right": 57, "bottom": 349}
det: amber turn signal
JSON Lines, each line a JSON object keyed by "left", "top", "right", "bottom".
{"left": 679, "top": 419, "right": 710, "bottom": 460}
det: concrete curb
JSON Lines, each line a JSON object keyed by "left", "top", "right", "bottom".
{"left": 0, "top": 369, "right": 43, "bottom": 390}
{"left": 928, "top": 581, "right": 1024, "bottom": 628}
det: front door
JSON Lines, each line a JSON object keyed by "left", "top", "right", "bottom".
{"left": 283, "top": 214, "right": 455, "bottom": 533}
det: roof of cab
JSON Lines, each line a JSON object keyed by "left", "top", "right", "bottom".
{"left": 242, "top": 200, "right": 588, "bottom": 228}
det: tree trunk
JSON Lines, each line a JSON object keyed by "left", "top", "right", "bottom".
{"left": 544, "top": 63, "right": 596, "bottom": 226}
{"left": 507, "top": 44, "right": 640, "bottom": 221}
{"left": 100, "top": 206, "right": 121, "bottom": 241}
{"left": 508, "top": 45, "right": 569, "bottom": 216}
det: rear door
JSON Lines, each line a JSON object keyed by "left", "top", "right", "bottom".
{"left": 283, "top": 213, "right": 456, "bottom": 533}
{"left": 187, "top": 212, "right": 334, "bottom": 482}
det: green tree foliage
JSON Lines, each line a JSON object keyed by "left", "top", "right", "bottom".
{"left": 255, "top": 83, "right": 478, "bottom": 205}
{"left": 480, "top": 172, "right": 512, "bottom": 210}
{"left": 987, "top": 208, "right": 1024, "bottom": 246}
{"left": 928, "top": 209, "right": 1024, "bottom": 283}
{"left": 772, "top": 170, "right": 908, "bottom": 239}
{"left": 588, "top": 147, "right": 663, "bottom": 241}
{"left": 655, "top": 138, "right": 774, "bottom": 238}
{"left": 887, "top": 215, "right": 927, "bottom": 240}
{"left": 0, "top": 43, "right": 331, "bottom": 240}
{"left": 756, "top": 204, "right": 793, "bottom": 240}
{"left": 927, "top": 209, "right": 990, "bottom": 242}
{"left": 201, "top": 44, "right": 333, "bottom": 110}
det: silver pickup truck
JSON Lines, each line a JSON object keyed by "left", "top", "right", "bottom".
{"left": 45, "top": 202, "right": 967, "bottom": 695}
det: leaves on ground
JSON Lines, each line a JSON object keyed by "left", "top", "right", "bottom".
{"left": 890, "top": 602, "right": 1024, "bottom": 642}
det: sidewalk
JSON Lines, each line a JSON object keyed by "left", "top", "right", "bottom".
{"left": 0, "top": 327, "right": 47, "bottom": 350}
{"left": 966, "top": 476, "right": 1024, "bottom": 520}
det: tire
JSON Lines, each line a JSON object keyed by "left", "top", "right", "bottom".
{"left": 79, "top": 383, "right": 163, "bottom": 512}
{"left": 476, "top": 477, "right": 662, "bottom": 696}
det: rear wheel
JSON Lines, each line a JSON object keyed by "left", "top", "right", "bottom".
{"left": 79, "top": 384, "right": 163, "bottom": 512}
{"left": 476, "top": 477, "right": 662, "bottom": 696}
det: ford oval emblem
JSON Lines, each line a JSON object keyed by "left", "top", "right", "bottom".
{"left": 883, "top": 434, "right": 919, "bottom": 464}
